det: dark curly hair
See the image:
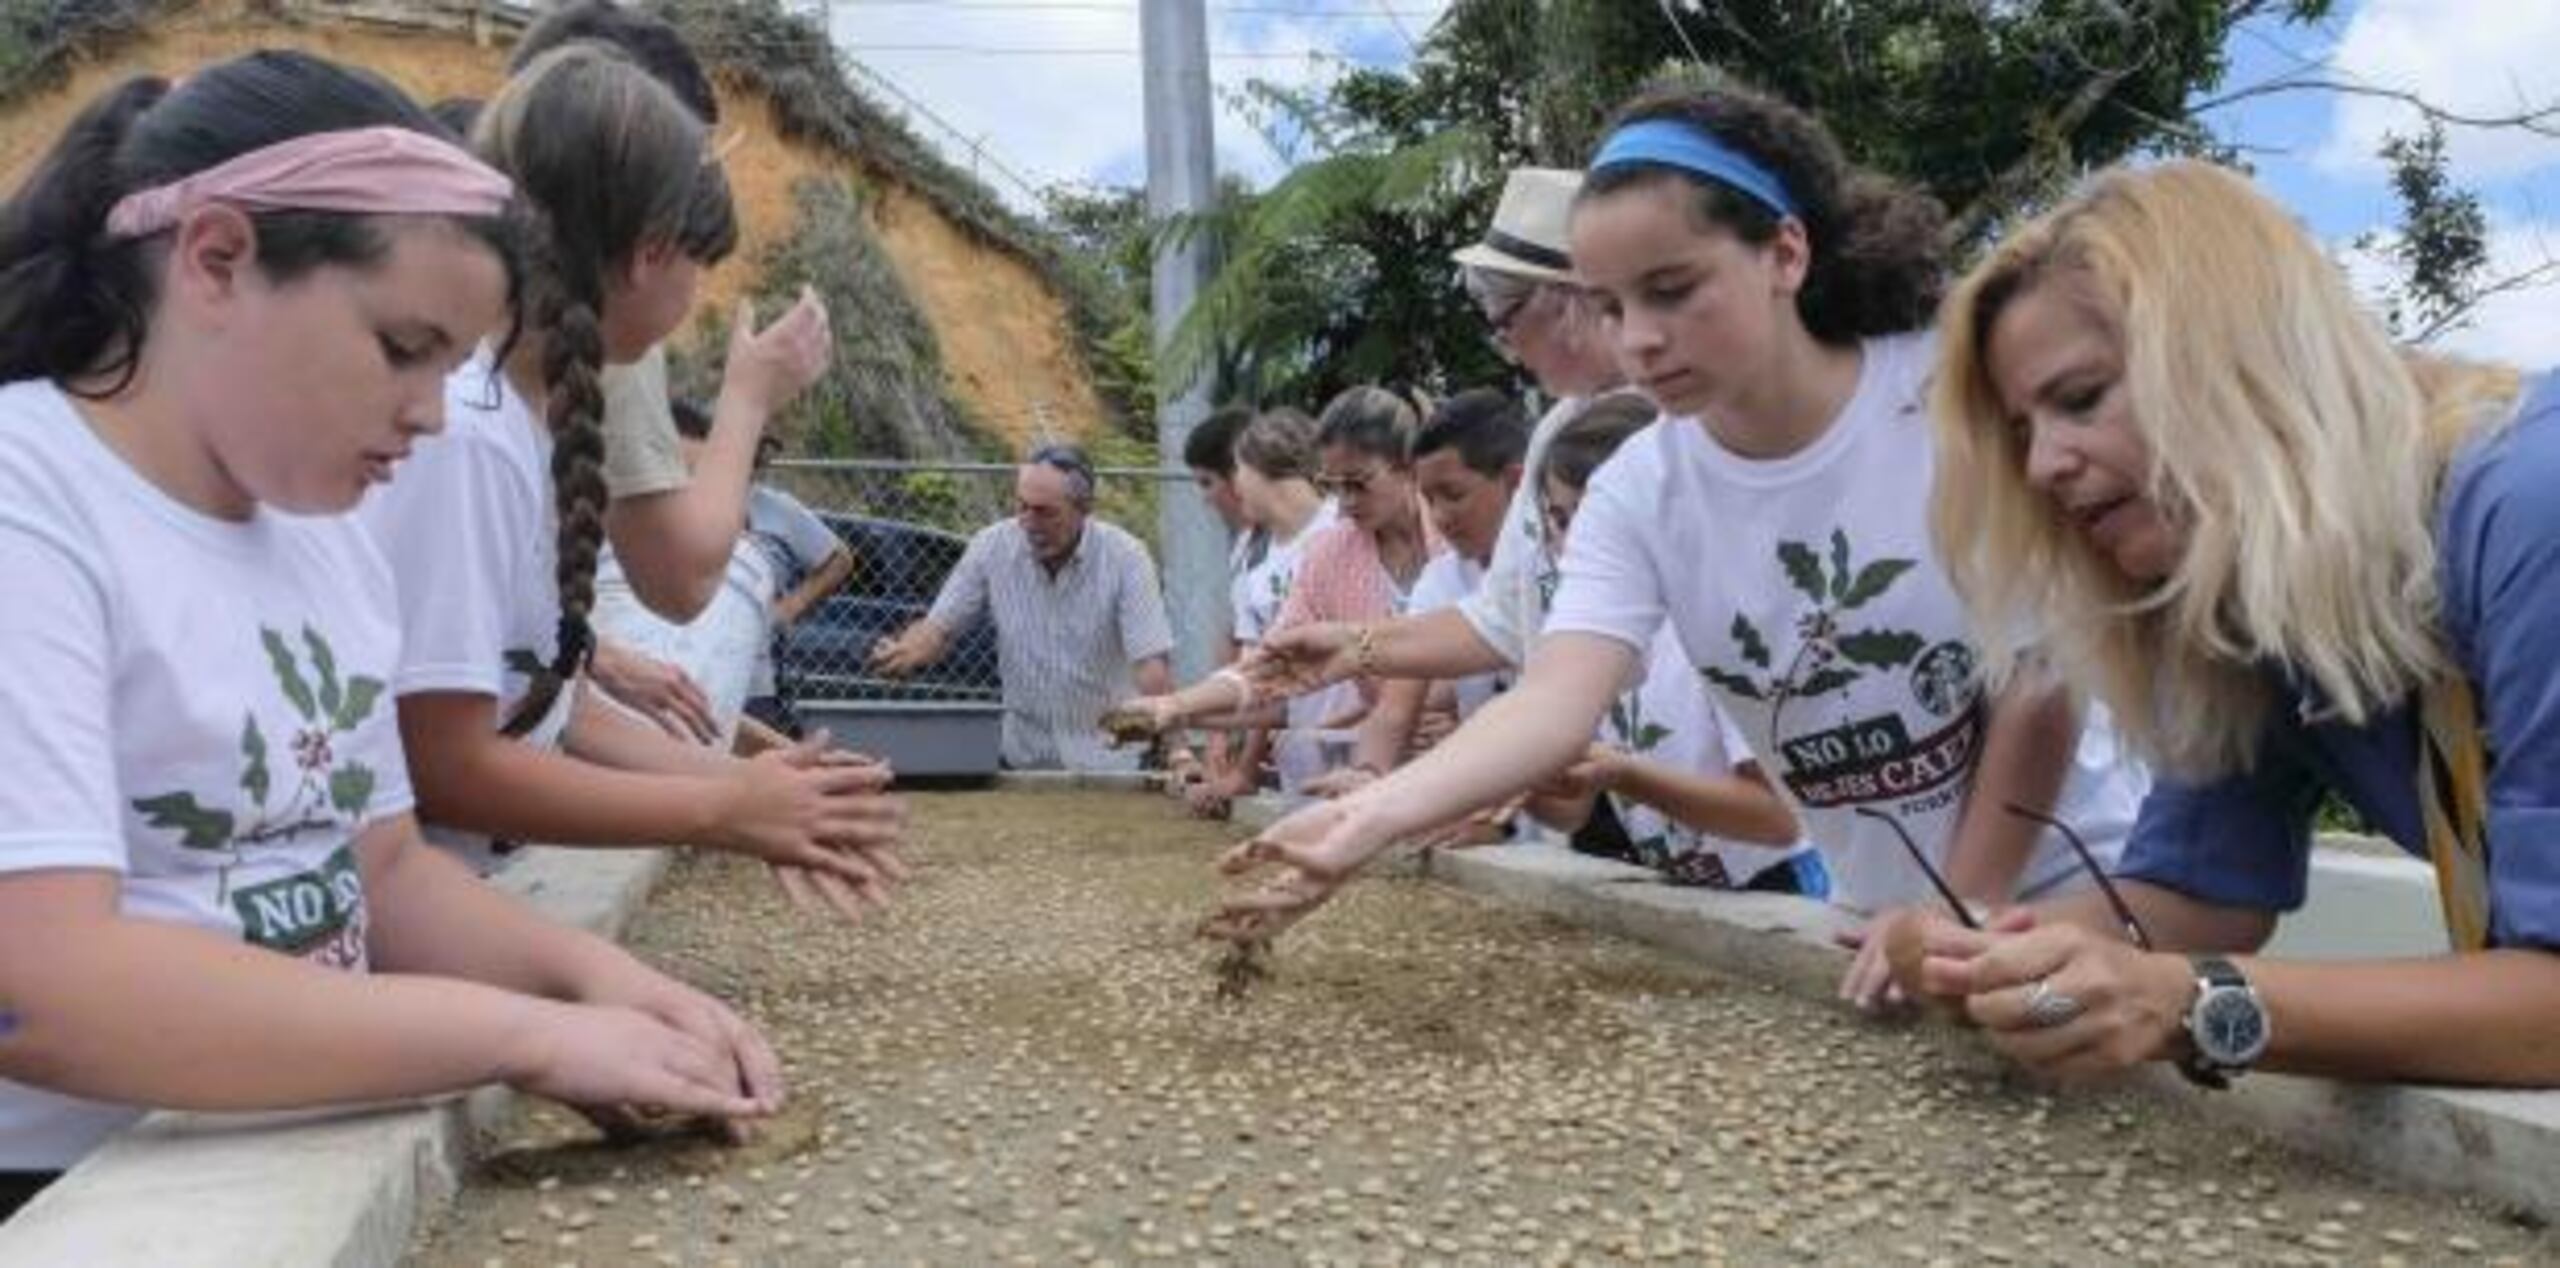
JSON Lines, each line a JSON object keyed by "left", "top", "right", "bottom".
{"left": 1581, "top": 86, "right": 1945, "bottom": 346}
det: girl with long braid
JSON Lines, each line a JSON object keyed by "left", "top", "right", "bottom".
{"left": 362, "top": 45, "right": 905, "bottom": 923}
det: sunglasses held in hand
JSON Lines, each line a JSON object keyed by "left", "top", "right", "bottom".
{"left": 1852, "top": 803, "right": 2152, "bottom": 950}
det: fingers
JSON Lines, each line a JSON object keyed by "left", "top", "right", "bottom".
{"left": 787, "top": 838, "right": 891, "bottom": 891}
{"left": 718, "top": 1006, "right": 788, "bottom": 1110}
{"left": 1838, "top": 934, "right": 1898, "bottom": 1011}
{"left": 850, "top": 840, "right": 911, "bottom": 882}
{"left": 795, "top": 865, "right": 880, "bottom": 923}
{"left": 635, "top": 1061, "right": 764, "bottom": 1123}
{"left": 643, "top": 706, "right": 693, "bottom": 742}
{"left": 817, "top": 804, "right": 908, "bottom": 852}
{"left": 808, "top": 761, "right": 898, "bottom": 795}
{"left": 671, "top": 680, "right": 718, "bottom": 744}
{"left": 770, "top": 863, "right": 821, "bottom": 916}
{"left": 1936, "top": 925, "right": 2078, "bottom": 999}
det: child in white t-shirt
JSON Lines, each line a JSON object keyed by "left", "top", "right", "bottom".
{"left": 1106, "top": 407, "right": 1350, "bottom": 800}
{"left": 1211, "top": 88, "right": 2146, "bottom": 1004}
{"left": 361, "top": 47, "right": 905, "bottom": 922}
{"left": 0, "top": 54, "right": 779, "bottom": 1201}
{"left": 1525, "top": 395, "right": 1825, "bottom": 894}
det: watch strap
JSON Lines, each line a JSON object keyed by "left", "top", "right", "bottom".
{"left": 2179, "top": 955, "right": 2255, "bottom": 1090}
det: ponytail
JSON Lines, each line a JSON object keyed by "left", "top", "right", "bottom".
{"left": 0, "top": 52, "right": 515, "bottom": 398}
{"left": 0, "top": 76, "right": 168, "bottom": 393}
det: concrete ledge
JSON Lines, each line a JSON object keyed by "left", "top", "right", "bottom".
{"left": 1397, "top": 839, "right": 2560, "bottom": 1222}
{"left": 0, "top": 847, "right": 671, "bottom": 1268}
{"left": 993, "top": 769, "right": 1163, "bottom": 794}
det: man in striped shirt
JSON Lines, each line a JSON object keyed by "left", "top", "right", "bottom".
{"left": 871, "top": 445, "right": 1176, "bottom": 771}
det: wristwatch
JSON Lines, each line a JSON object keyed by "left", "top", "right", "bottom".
{"left": 2180, "top": 956, "right": 2270, "bottom": 1089}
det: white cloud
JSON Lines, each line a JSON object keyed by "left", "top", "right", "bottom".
{"left": 2341, "top": 215, "right": 2560, "bottom": 367}
{"left": 825, "top": 1, "right": 1454, "bottom": 208}
{"left": 2310, "top": 0, "right": 2560, "bottom": 181}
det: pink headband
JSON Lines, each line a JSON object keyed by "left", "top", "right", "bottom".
{"left": 104, "top": 125, "right": 514, "bottom": 240}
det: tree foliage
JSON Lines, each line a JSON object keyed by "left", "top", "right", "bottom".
{"left": 1166, "top": 0, "right": 2353, "bottom": 408}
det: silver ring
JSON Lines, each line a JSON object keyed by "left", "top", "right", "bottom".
{"left": 2022, "top": 977, "right": 2084, "bottom": 1028}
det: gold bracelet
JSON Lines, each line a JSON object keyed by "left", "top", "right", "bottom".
{"left": 1352, "top": 623, "right": 1378, "bottom": 680}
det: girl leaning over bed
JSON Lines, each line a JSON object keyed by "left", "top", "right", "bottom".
{"left": 360, "top": 45, "right": 905, "bottom": 923}
{"left": 0, "top": 50, "right": 779, "bottom": 1218}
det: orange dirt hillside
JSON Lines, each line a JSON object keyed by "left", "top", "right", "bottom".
{"left": 0, "top": 1, "right": 1107, "bottom": 450}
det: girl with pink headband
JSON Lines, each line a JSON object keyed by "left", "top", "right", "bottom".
{"left": 0, "top": 51, "right": 781, "bottom": 1213}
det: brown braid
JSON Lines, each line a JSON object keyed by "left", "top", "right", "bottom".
{"left": 495, "top": 217, "right": 609, "bottom": 736}
{"left": 475, "top": 44, "right": 732, "bottom": 737}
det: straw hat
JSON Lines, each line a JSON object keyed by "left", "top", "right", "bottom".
{"left": 1450, "top": 167, "right": 1582, "bottom": 285}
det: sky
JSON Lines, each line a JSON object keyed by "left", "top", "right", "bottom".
{"left": 822, "top": 0, "right": 2560, "bottom": 365}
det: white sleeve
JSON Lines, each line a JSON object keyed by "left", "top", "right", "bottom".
{"left": 1456, "top": 476, "right": 1542, "bottom": 666}
{"left": 1408, "top": 554, "right": 1466, "bottom": 614}
{"left": 0, "top": 511, "right": 124, "bottom": 874}
{"left": 1229, "top": 567, "right": 1259, "bottom": 645}
{"left": 926, "top": 527, "right": 995, "bottom": 633}
{"left": 1116, "top": 535, "right": 1176, "bottom": 662}
{"left": 364, "top": 432, "right": 539, "bottom": 700}
{"left": 1541, "top": 446, "right": 1666, "bottom": 655}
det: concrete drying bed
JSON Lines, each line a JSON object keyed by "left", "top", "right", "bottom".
{"left": 410, "top": 790, "right": 2549, "bottom": 1267}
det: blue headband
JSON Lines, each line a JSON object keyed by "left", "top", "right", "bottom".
{"left": 1589, "top": 119, "right": 1800, "bottom": 221}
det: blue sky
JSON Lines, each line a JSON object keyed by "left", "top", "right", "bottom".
{"left": 826, "top": 0, "right": 2560, "bottom": 364}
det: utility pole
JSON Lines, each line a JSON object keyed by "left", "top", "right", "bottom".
{"left": 1142, "top": 0, "right": 1223, "bottom": 685}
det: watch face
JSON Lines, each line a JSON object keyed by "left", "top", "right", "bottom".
{"left": 2197, "top": 987, "right": 2270, "bottom": 1065}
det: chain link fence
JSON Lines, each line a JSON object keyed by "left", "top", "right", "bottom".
{"left": 760, "top": 459, "right": 1194, "bottom": 720}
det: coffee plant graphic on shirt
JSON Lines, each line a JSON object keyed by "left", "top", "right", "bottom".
{"left": 1702, "top": 530, "right": 1984, "bottom": 811}
{"left": 129, "top": 626, "right": 383, "bottom": 902}
{"left": 1702, "top": 529, "right": 1923, "bottom": 710}
{"left": 1604, "top": 688, "right": 1686, "bottom": 872}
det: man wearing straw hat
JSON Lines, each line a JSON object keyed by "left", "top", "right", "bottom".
{"left": 1259, "top": 168, "right": 1634, "bottom": 787}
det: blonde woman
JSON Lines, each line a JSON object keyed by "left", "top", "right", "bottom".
{"left": 1903, "top": 158, "right": 2560, "bottom": 1087}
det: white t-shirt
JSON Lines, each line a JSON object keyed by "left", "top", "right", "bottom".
{"left": 1409, "top": 552, "right": 1505, "bottom": 721}
{"left": 1544, "top": 333, "right": 2145, "bottom": 911}
{"left": 1457, "top": 394, "right": 1579, "bottom": 667}
{"left": 359, "top": 357, "right": 572, "bottom": 870}
{"left": 1233, "top": 502, "right": 1336, "bottom": 646}
{"left": 596, "top": 539, "right": 774, "bottom": 743}
{"left": 1607, "top": 630, "right": 1818, "bottom": 889}
{"left": 1231, "top": 503, "right": 1351, "bottom": 793}
{"left": 0, "top": 381, "right": 414, "bottom": 1169}
{"left": 1224, "top": 524, "right": 1270, "bottom": 645}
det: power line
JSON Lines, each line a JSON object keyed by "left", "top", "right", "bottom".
{"left": 834, "top": 57, "right": 1061, "bottom": 200}
{"left": 839, "top": 43, "right": 1341, "bottom": 58}
{"left": 1656, "top": 0, "right": 1709, "bottom": 69}
{"left": 694, "top": 33, "right": 1354, "bottom": 61}
{"left": 1369, "top": 0, "right": 1417, "bottom": 53}
{"left": 829, "top": 0, "right": 1439, "bottom": 13}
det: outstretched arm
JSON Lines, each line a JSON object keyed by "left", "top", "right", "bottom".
{"left": 606, "top": 293, "right": 833, "bottom": 621}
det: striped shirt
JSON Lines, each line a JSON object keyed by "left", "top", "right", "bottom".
{"left": 928, "top": 517, "right": 1175, "bottom": 771}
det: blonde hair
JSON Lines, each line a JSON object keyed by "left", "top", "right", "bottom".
{"left": 1931, "top": 160, "right": 2520, "bottom": 777}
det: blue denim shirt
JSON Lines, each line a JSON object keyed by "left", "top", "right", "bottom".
{"left": 2118, "top": 372, "right": 2560, "bottom": 948}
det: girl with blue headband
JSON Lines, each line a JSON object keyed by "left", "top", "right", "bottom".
{"left": 1209, "top": 88, "right": 2150, "bottom": 1016}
